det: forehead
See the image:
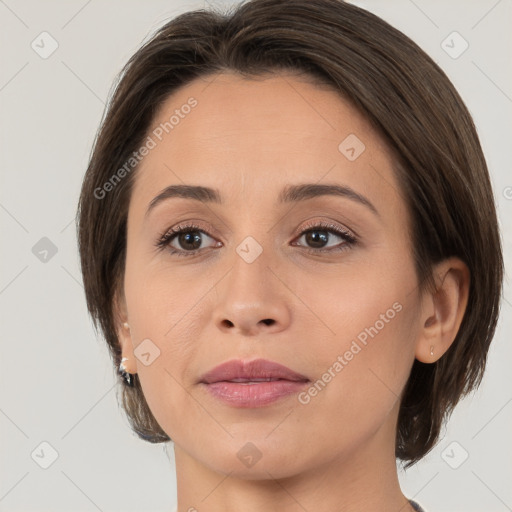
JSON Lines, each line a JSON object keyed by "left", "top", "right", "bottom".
{"left": 130, "top": 71, "right": 399, "bottom": 216}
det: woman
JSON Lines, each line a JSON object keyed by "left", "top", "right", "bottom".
{"left": 76, "top": 1, "right": 503, "bottom": 511}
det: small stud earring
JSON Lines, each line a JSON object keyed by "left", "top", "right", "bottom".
{"left": 430, "top": 345, "right": 435, "bottom": 356}
{"left": 123, "top": 322, "right": 130, "bottom": 329}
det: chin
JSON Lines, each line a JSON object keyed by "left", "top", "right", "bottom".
{"left": 209, "top": 456, "right": 303, "bottom": 481}
{"left": 197, "top": 440, "right": 306, "bottom": 480}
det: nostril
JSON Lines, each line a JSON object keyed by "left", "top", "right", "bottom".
{"left": 261, "top": 319, "right": 275, "bottom": 326}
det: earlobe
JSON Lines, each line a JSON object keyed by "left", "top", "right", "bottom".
{"left": 117, "top": 321, "right": 137, "bottom": 375}
{"left": 415, "top": 257, "right": 470, "bottom": 363}
{"left": 113, "top": 290, "right": 136, "bottom": 373}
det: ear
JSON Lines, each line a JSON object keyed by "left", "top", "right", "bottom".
{"left": 415, "top": 257, "right": 470, "bottom": 363}
{"left": 113, "top": 286, "right": 136, "bottom": 374}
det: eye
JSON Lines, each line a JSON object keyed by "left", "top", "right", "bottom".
{"left": 155, "top": 223, "right": 219, "bottom": 257}
{"left": 292, "top": 221, "right": 357, "bottom": 254}
{"left": 155, "top": 220, "right": 357, "bottom": 257}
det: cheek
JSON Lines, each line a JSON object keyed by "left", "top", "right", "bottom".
{"left": 122, "top": 259, "right": 204, "bottom": 407}
{"left": 294, "top": 261, "right": 418, "bottom": 425}
{"left": 124, "top": 251, "right": 207, "bottom": 342}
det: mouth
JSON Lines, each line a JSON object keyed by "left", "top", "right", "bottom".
{"left": 199, "top": 358, "right": 310, "bottom": 384}
{"left": 198, "top": 358, "right": 310, "bottom": 408}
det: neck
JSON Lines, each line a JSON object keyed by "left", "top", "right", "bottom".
{"left": 172, "top": 404, "right": 414, "bottom": 512}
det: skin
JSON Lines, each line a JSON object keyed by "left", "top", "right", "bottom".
{"left": 115, "top": 72, "right": 469, "bottom": 512}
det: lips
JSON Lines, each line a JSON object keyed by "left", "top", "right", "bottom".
{"left": 199, "top": 358, "right": 309, "bottom": 384}
{"left": 199, "top": 358, "right": 310, "bottom": 408}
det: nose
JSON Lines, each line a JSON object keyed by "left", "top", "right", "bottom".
{"left": 212, "top": 245, "right": 292, "bottom": 337}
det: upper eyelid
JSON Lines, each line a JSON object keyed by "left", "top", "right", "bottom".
{"left": 152, "top": 202, "right": 366, "bottom": 236}
{"left": 166, "top": 220, "right": 353, "bottom": 235}
{"left": 162, "top": 220, "right": 356, "bottom": 246}
{"left": 299, "top": 219, "right": 355, "bottom": 237}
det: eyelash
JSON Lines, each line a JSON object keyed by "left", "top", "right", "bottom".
{"left": 154, "top": 220, "right": 358, "bottom": 258}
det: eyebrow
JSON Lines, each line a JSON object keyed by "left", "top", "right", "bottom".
{"left": 145, "top": 182, "right": 379, "bottom": 218}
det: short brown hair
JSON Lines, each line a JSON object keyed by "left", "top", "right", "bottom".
{"left": 76, "top": 0, "right": 504, "bottom": 467}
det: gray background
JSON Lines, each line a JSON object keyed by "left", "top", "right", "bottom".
{"left": 0, "top": 0, "right": 510, "bottom": 511}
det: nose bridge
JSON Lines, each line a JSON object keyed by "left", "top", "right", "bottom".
{"left": 225, "top": 231, "right": 275, "bottom": 304}
{"left": 226, "top": 202, "right": 276, "bottom": 279}
{"left": 211, "top": 228, "right": 291, "bottom": 335}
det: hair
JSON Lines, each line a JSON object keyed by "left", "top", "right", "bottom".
{"left": 76, "top": 0, "right": 503, "bottom": 467}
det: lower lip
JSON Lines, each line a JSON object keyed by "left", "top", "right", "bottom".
{"left": 201, "top": 380, "right": 309, "bottom": 408}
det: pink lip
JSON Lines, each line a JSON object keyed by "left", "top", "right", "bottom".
{"left": 199, "top": 358, "right": 310, "bottom": 408}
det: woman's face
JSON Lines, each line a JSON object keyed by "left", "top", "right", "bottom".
{"left": 119, "top": 72, "right": 424, "bottom": 478}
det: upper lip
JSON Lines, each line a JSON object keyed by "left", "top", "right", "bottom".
{"left": 199, "top": 358, "right": 310, "bottom": 384}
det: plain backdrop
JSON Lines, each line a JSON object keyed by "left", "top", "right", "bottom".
{"left": 1, "top": 0, "right": 511, "bottom": 511}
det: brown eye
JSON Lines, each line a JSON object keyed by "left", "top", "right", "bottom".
{"left": 292, "top": 223, "right": 357, "bottom": 253}
{"left": 155, "top": 223, "right": 220, "bottom": 257}
{"left": 173, "top": 230, "right": 204, "bottom": 251}
{"left": 303, "top": 229, "right": 331, "bottom": 248}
